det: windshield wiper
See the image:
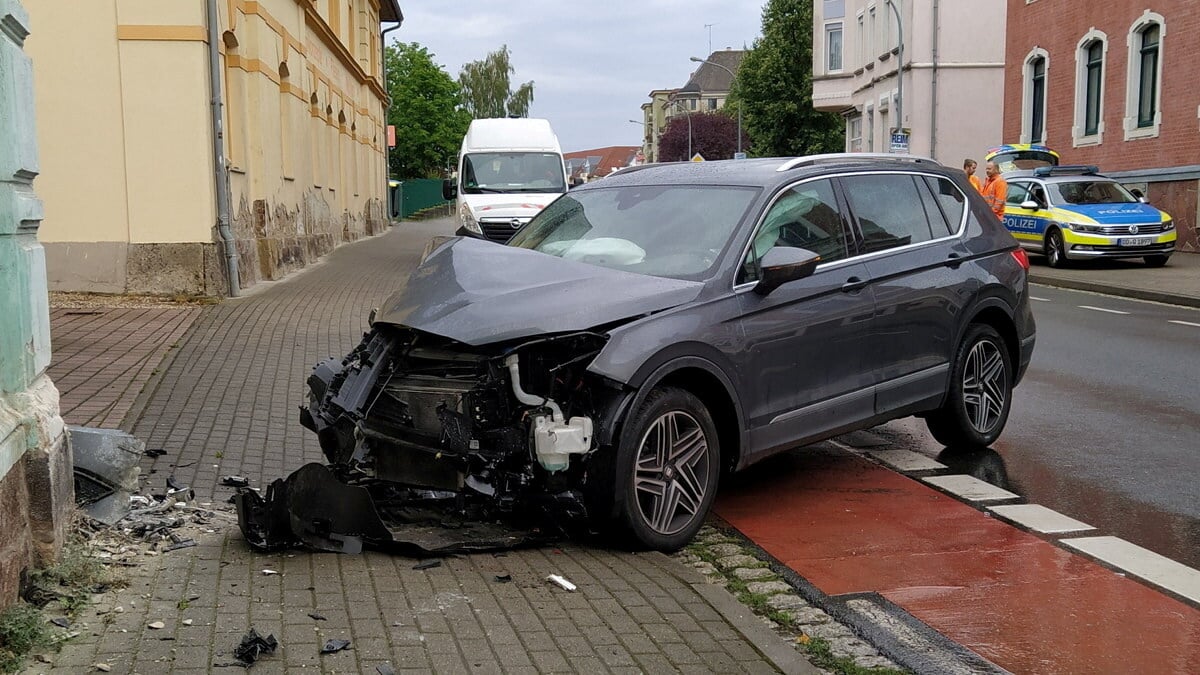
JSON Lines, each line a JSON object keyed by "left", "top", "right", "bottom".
{"left": 464, "top": 186, "right": 506, "bottom": 194}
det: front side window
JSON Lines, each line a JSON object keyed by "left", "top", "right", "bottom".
{"left": 1137, "top": 24, "right": 1159, "bottom": 128}
{"left": 461, "top": 152, "right": 565, "bottom": 194}
{"left": 509, "top": 185, "right": 759, "bottom": 280}
{"left": 1084, "top": 41, "right": 1104, "bottom": 135}
{"left": 1006, "top": 182, "right": 1032, "bottom": 205}
{"left": 741, "top": 179, "right": 848, "bottom": 283}
{"left": 826, "top": 23, "right": 844, "bottom": 72}
{"left": 841, "top": 174, "right": 937, "bottom": 254}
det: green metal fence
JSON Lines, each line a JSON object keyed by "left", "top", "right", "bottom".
{"left": 389, "top": 179, "right": 450, "bottom": 219}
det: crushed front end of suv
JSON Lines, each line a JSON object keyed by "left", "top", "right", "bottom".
{"left": 237, "top": 155, "right": 1035, "bottom": 555}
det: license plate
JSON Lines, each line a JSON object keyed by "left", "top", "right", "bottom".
{"left": 1118, "top": 236, "right": 1155, "bottom": 247}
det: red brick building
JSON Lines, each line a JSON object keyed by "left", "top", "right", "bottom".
{"left": 1004, "top": 1, "right": 1199, "bottom": 252}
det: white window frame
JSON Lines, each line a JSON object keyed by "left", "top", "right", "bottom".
{"left": 1072, "top": 29, "right": 1108, "bottom": 147}
{"left": 1021, "top": 47, "right": 1050, "bottom": 144}
{"left": 867, "top": 5, "right": 876, "bottom": 67}
{"left": 825, "top": 21, "right": 844, "bottom": 73}
{"left": 856, "top": 12, "right": 865, "bottom": 69}
{"left": 866, "top": 104, "right": 875, "bottom": 152}
{"left": 1124, "top": 11, "right": 1165, "bottom": 141}
{"left": 847, "top": 114, "right": 863, "bottom": 152}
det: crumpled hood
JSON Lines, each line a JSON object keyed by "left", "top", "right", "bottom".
{"left": 374, "top": 236, "right": 704, "bottom": 346}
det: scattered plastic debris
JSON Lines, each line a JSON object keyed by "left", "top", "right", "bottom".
{"left": 377, "top": 665, "right": 397, "bottom": 675}
{"left": 233, "top": 628, "right": 278, "bottom": 664}
{"left": 71, "top": 426, "right": 144, "bottom": 525}
{"left": 320, "top": 638, "right": 351, "bottom": 654}
{"left": 412, "top": 559, "right": 441, "bottom": 570}
{"left": 50, "top": 617, "right": 70, "bottom": 628}
{"left": 148, "top": 621, "right": 165, "bottom": 630}
{"left": 494, "top": 574, "right": 512, "bottom": 583}
{"left": 221, "top": 475, "right": 250, "bottom": 488}
{"left": 182, "top": 619, "right": 194, "bottom": 626}
{"left": 261, "top": 569, "right": 279, "bottom": 576}
{"left": 546, "top": 574, "right": 576, "bottom": 592}
{"left": 95, "top": 664, "right": 112, "bottom": 672}
{"left": 308, "top": 613, "right": 327, "bottom": 621}
{"left": 144, "top": 448, "right": 167, "bottom": 458}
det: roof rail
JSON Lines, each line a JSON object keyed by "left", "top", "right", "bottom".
{"left": 777, "top": 153, "right": 941, "bottom": 172}
{"left": 1032, "top": 164, "right": 1099, "bottom": 177}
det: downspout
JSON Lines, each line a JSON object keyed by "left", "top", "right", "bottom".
{"left": 380, "top": 17, "right": 403, "bottom": 220}
{"left": 206, "top": 0, "right": 240, "bottom": 297}
{"left": 930, "top": 0, "right": 939, "bottom": 159}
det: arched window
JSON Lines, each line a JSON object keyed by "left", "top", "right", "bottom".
{"left": 1072, "top": 30, "right": 1107, "bottom": 146}
{"left": 1124, "top": 11, "right": 1165, "bottom": 140}
{"left": 1022, "top": 48, "right": 1049, "bottom": 144}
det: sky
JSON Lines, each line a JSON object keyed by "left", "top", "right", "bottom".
{"left": 393, "top": 1, "right": 765, "bottom": 153}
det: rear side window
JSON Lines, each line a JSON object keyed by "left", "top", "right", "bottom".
{"left": 841, "top": 174, "right": 935, "bottom": 254}
{"left": 921, "top": 176, "right": 966, "bottom": 237}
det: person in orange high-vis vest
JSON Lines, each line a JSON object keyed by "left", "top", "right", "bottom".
{"left": 980, "top": 161, "right": 1007, "bottom": 220}
{"left": 964, "top": 158, "right": 982, "bottom": 192}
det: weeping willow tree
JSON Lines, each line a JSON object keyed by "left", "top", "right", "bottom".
{"left": 458, "top": 45, "right": 534, "bottom": 118}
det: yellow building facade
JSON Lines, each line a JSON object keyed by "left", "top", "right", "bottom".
{"left": 27, "top": 0, "right": 401, "bottom": 295}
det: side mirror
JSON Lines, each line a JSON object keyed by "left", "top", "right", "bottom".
{"left": 442, "top": 179, "right": 457, "bottom": 201}
{"left": 754, "top": 246, "right": 821, "bottom": 296}
{"left": 1137, "top": 196, "right": 1148, "bottom": 204}
{"left": 1020, "top": 200, "right": 1040, "bottom": 210}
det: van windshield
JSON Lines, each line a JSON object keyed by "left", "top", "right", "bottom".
{"left": 461, "top": 152, "right": 566, "bottom": 194}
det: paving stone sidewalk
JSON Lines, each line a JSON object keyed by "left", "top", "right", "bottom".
{"left": 41, "top": 220, "right": 815, "bottom": 674}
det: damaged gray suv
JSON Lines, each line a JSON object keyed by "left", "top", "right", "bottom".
{"left": 239, "top": 154, "right": 1035, "bottom": 554}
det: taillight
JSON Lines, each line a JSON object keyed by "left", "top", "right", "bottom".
{"left": 1011, "top": 248, "right": 1030, "bottom": 271}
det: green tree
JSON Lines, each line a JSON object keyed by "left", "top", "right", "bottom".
{"left": 384, "top": 42, "right": 470, "bottom": 179}
{"left": 458, "top": 45, "right": 534, "bottom": 119}
{"left": 729, "top": 0, "right": 844, "bottom": 157}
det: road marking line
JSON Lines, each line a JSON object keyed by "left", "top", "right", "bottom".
{"left": 1169, "top": 320, "right": 1200, "bottom": 328}
{"left": 865, "top": 448, "right": 946, "bottom": 472}
{"left": 1079, "top": 305, "right": 1129, "bottom": 315}
{"left": 922, "top": 475, "right": 1020, "bottom": 502}
{"left": 1030, "top": 296, "right": 1051, "bottom": 302}
{"left": 989, "top": 504, "right": 1095, "bottom": 534}
{"left": 1060, "top": 536, "right": 1200, "bottom": 604}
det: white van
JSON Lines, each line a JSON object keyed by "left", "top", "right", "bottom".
{"left": 443, "top": 118, "right": 567, "bottom": 243}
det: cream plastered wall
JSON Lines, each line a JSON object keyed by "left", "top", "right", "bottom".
{"left": 29, "top": 0, "right": 387, "bottom": 248}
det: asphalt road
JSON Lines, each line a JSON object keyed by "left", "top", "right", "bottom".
{"left": 875, "top": 283, "right": 1200, "bottom": 569}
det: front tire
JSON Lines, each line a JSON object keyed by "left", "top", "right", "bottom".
{"left": 616, "top": 387, "right": 720, "bottom": 551}
{"left": 1144, "top": 254, "right": 1170, "bottom": 268}
{"left": 1045, "top": 229, "right": 1069, "bottom": 268}
{"left": 926, "top": 324, "right": 1013, "bottom": 448}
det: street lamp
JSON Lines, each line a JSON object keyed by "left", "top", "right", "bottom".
{"left": 690, "top": 56, "right": 742, "bottom": 157}
{"left": 666, "top": 99, "right": 693, "bottom": 161}
{"left": 885, "top": 0, "right": 904, "bottom": 152}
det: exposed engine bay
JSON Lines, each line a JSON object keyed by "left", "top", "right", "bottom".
{"left": 235, "top": 325, "right": 624, "bottom": 555}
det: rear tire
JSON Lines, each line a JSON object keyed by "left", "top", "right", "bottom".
{"left": 926, "top": 324, "right": 1013, "bottom": 448}
{"left": 1045, "top": 229, "right": 1069, "bottom": 268}
{"left": 615, "top": 387, "right": 720, "bottom": 551}
{"left": 1144, "top": 254, "right": 1170, "bottom": 268}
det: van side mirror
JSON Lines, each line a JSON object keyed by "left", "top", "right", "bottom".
{"left": 442, "top": 179, "right": 457, "bottom": 201}
{"left": 754, "top": 247, "right": 821, "bottom": 296}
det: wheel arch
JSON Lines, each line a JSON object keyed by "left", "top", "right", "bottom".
{"left": 965, "top": 301, "right": 1020, "bottom": 379}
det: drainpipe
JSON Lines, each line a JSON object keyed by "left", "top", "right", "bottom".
{"left": 206, "top": 0, "right": 240, "bottom": 296}
{"left": 380, "top": 18, "right": 403, "bottom": 220}
{"left": 886, "top": 0, "right": 904, "bottom": 148}
{"left": 930, "top": 0, "right": 939, "bottom": 159}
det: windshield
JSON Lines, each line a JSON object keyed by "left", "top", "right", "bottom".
{"left": 507, "top": 185, "right": 759, "bottom": 280}
{"left": 461, "top": 152, "right": 565, "bottom": 194}
{"left": 1050, "top": 180, "right": 1138, "bottom": 205}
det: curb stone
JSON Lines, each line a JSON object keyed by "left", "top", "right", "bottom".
{"left": 675, "top": 524, "right": 906, "bottom": 674}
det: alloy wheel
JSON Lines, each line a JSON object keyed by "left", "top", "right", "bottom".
{"left": 962, "top": 339, "right": 1007, "bottom": 434}
{"left": 633, "top": 411, "right": 711, "bottom": 536}
{"left": 1047, "top": 231, "right": 1064, "bottom": 267}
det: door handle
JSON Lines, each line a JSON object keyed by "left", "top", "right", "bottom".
{"left": 841, "top": 276, "right": 868, "bottom": 293}
{"left": 945, "top": 252, "right": 962, "bottom": 269}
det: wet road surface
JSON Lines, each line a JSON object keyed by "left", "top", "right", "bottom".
{"left": 873, "top": 283, "right": 1200, "bottom": 569}
{"left": 716, "top": 443, "right": 1200, "bottom": 673}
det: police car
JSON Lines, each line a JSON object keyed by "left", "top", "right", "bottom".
{"left": 1001, "top": 165, "right": 1175, "bottom": 268}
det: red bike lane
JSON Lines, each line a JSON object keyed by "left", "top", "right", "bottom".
{"left": 715, "top": 444, "right": 1200, "bottom": 673}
